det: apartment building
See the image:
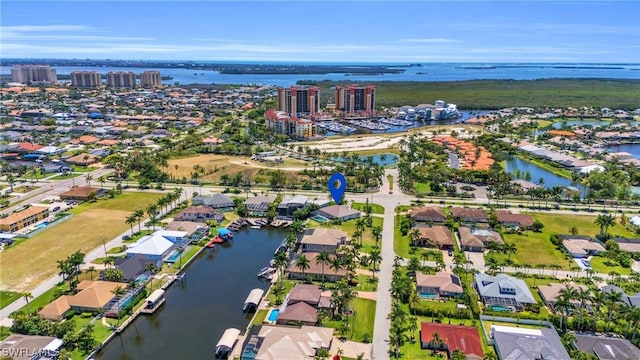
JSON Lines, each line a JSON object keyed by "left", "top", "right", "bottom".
{"left": 277, "top": 86, "right": 320, "bottom": 116}
{"left": 0, "top": 205, "right": 50, "bottom": 232}
{"left": 139, "top": 71, "right": 162, "bottom": 87}
{"left": 11, "top": 65, "right": 57, "bottom": 83}
{"left": 106, "top": 71, "right": 137, "bottom": 88}
{"left": 335, "top": 84, "right": 375, "bottom": 114}
{"left": 70, "top": 71, "right": 102, "bottom": 88}
{"left": 264, "top": 110, "right": 317, "bottom": 139}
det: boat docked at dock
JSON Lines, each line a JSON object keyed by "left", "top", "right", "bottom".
{"left": 257, "top": 267, "right": 276, "bottom": 280}
{"left": 140, "top": 289, "right": 166, "bottom": 314}
{"left": 242, "top": 288, "right": 264, "bottom": 313}
{"left": 214, "top": 327, "right": 241, "bottom": 359}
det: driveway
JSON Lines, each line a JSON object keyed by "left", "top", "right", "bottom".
{"left": 465, "top": 251, "right": 485, "bottom": 272}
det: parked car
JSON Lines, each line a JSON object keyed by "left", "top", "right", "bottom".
{"left": 52, "top": 206, "right": 60, "bottom": 212}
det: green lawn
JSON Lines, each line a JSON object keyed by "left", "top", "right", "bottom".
{"left": 16, "top": 283, "right": 69, "bottom": 315}
{"left": 48, "top": 173, "right": 83, "bottom": 180}
{"left": 498, "top": 232, "right": 572, "bottom": 269}
{"left": 351, "top": 202, "right": 385, "bottom": 214}
{"left": 387, "top": 175, "right": 394, "bottom": 191}
{"left": 0, "top": 291, "right": 21, "bottom": 309}
{"left": 353, "top": 274, "right": 378, "bottom": 292}
{"left": 323, "top": 297, "right": 376, "bottom": 343}
{"left": 589, "top": 256, "right": 632, "bottom": 275}
{"left": 532, "top": 213, "right": 637, "bottom": 238}
{"left": 414, "top": 182, "right": 431, "bottom": 194}
{"left": 251, "top": 309, "right": 268, "bottom": 326}
{"left": 394, "top": 215, "right": 411, "bottom": 258}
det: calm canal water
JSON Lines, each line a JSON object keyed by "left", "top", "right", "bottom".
{"left": 94, "top": 227, "right": 286, "bottom": 360}
{"left": 504, "top": 157, "right": 588, "bottom": 197}
{"left": 606, "top": 143, "right": 640, "bottom": 160}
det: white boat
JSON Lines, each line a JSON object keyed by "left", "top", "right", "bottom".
{"left": 215, "top": 328, "right": 241, "bottom": 359}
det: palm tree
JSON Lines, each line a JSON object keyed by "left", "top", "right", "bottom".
{"left": 134, "top": 209, "right": 144, "bottom": 233}
{"left": 482, "top": 351, "right": 498, "bottom": 360}
{"left": 145, "top": 263, "right": 158, "bottom": 290}
{"left": 371, "top": 225, "right": 382, "bottom": 247}
{"left": 97, "top": 175, "right": 106, "bottom": 189}
{"left": 176, "top": 246, "right": 185, "bottom": 268}
{"left": 502, "top": 243, "right": 517, "bottom": 260}
{"left": 273, "top": 251, "right": 288, "bottom": 286}
{"left": 369, "top": 248, "right": 382, "bottom": 279}
{"left": 86, "top": 266, "right": 96, "bottom": 281}
{"left": 22, "top": 292, "right": 33, "bottom": 314}
{"left": 85, "top": 174, "right": 93, "bottom": 188}
{"left": 605, "top": 290, "right": 623, "bottom": 331}
{"left": 125, "top": 214, "right": 137, "bottom": 235}
{"left": 316, "top": 250, "right": 331, "bottom": 285}
{"left": 409, "top": 228, "right": 421, "bottom": 247}
{"left": 569, "top": 226, "right": 579, "bottom": 235}
{"left": 594, "top": 214, "right": 616, "bottom": 238}
{"left": 295, "top": 255, "right": 310, "bottom": 279}
{"left": 329, "top": 256, "right": 342, "bottom": 279}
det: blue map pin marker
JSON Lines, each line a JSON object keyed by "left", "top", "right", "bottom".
{"left": 328, "top": 173, "right": 346, "bottom": 204}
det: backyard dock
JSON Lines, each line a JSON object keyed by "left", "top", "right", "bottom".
{"left": 140, "top": 289, "right": 166, "bottom": 314}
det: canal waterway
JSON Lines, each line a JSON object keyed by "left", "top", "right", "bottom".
{"left": 504, "top": 157, "right": 588, "bottom": 197}
{"left": 94, "top": 227, "right": 286, "bottom": 360}
{"left": 605, "top": 144, "right": 640, "bottom": 160}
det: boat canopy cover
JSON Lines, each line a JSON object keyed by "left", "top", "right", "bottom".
{"left": 244, "top": 288, "right": 265, "bottom": 306}
{"left": 146, "top": 289, "right": 165, "bottom": 304}
{"left": 216, "top": 327, "right": 241, "bottom": 349}
{"left": 217, "top": 228, "right": 232, "bottom": 236}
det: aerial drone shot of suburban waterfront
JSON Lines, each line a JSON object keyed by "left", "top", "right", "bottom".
{"left": 0, "top": 1, "right": 639, "bottom": 360}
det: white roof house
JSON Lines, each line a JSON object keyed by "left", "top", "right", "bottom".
{"left": 127, "top": 234, "right": 174, "bottom": 257}
{"left": 579, "top": 164, "right": 605, "bottom": 174}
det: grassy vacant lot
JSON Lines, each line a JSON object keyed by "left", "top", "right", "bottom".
{"left": 351, "top": 202, "right": 384, "bottom": 214}
{"left": 324, "top": 297, "right": 375, "bottom": 343}
{"left": 0, "top": 291, "right": 21, "bottom": 309}
{"left": 0, "top": 192, "right": 162, "bottom": 292}
{"left": 589, "top": 256, "right": 632, "bottom": 275}
{"left": 532, "top": 212, "right": 636, "bottom": 238}
{"left": 308, "top": 79, "right": 640, "bottom": 110}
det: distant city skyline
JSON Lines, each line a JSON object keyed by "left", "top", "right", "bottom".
{"left": 1, "top": 1, "right": 639, "bottom": 63}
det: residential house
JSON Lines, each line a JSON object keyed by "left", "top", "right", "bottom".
{"left": 411, "top": 225, "right": 455, "bottom": 250}
{"left": 38, "top": 280, "right": 123, "bottom": 320}
{"left": 312, "top": 205, "right": 361, "bottom": 221}
{"left": 409, "top": 206, "right": 446, "bottom": 223}
{"left": 416, "top": 271, "right": 463, "bottom": 299}
{"left": 166, "top": 220, "right": 208, "bottom": 238}
{"left": 538, "top": 282, "right": 590, "bottom": 312}
{"left": 559, "top": 235, "right": 606, "bottom": 258}
{"left": 277, "top": 195, "right": 308, "bottom": 216}
{"left": 450, "top": 207, "right": 488, "bottom": 224}
{"left": 65, "top": 153, "right": 99, "bottom": 166}
{"left": 174, "top": 205, "right": 224, "bottom": 223}
{"left": 610, "top": 237, "right": 640, "bottom": 254}
{"left": 495, "top": 210, "right": 534, "bottom": 229}
{"left": 113, "top": 254, "right": 155, "bottom": 282}
{"left": 126, "top": 233, "right": 176, "bottom": 267}
{"left": 419, "top": 323, "right": 483, "bottom": 359}
{"left": 0, "top": 205, "right": 49, "bottom": 233}
{"left": 287, "top": 284, "right": 330, "bottom": 308}
{"left": 288, "top": 252, "right": 347, "bottom": 282}
{"left": 192, "top": 193, "right": 234, "bottom": 209}
{"left": 475, "top": 273, "right": 537, "bottom": 311}
{"left": 574, "top": 334, "right": 640, "bottom": 360}
{"left": 491, "top": 325, "right": 570, "bottom": 360}
{"left": 243, "top": 325, "right": 333, "bottom": 360}
{"left": 459, "top": 227, "right": 504, "bottom": 252}
{"left": 276, "top": 301, "right": 318, "bottom": 326}
{"left": 59, "top": 186, "right": 105, "bottom": 201}
{"left": 244, "top": 195, "right": 277, "bottom": 216}
{"left": 299, "top": 228, "right": 348, "bottom": 253}
{"left": 600, "top": 284, "right": 640, "bottom": 308}
{"left": 0, "top": 334, "right": 63, "bottom": 360}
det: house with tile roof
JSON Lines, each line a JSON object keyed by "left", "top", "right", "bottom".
{"left": 416, "top": 271, "right": 463, "bottom": 299}
{"left": 412, "top": 225, "right": 455, "bottom": 250}
{"left": 420, "top": 323, "right": 483, "bottom": 359}
{"left": 409, "top": 206, "right": 446, "bottom": 223}
{"left": 0, "top": 205, "right": 49, "bottom": 232}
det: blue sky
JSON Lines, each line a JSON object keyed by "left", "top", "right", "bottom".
{"left": 1, "top": 1, "right": 639, "bottom": 62}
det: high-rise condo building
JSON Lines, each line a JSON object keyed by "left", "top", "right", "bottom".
{"left": 335, "top": 85, "right": 375, "bottom": 114}
{"left": 11, "top": 65, "right": 57, "bottom": 83}
{"left": 277, "top": 86, "right": 320, "bottom": 116}
{"left": 70, "top": 71, "right": 102, "bottom": 88}
{"left": 139, "top": 71, "right": 162, "bottom": 87}
{"left": 106, "top": 71, "right": 137, "bottom": 88}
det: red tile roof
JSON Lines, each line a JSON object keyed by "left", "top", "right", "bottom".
{"left": 420, "top": 323, "right": 483, "bottom": 358}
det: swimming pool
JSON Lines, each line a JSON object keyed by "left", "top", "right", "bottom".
{"left": 490, "top": 305, "right": 513, "bottom": 312}
{"left": 267, "top": 308, "right": 279, "bottom": 322}
{"left": 419, "top": 292, "right": 437, "bottom": 299}
{"left": 33, "top": 221, "right": 50, "bottom": 230}
{"left": 165, "top": 250, "right": 181, "bottom": 263}
{"left": 136, "top": 274, "right": 150, "bottom": 283}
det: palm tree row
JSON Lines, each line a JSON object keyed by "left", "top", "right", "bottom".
{"left": 125, "top": 187, "right": 184, "bottom": 235}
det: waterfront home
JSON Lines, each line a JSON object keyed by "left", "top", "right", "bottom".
{"left": 166, "top": 220, "right": 208, "bottom": 238}
{"left": 411, "top": 225, "right": 455, "bottom": 250}
{"left": 126, "top": 233, "right": 176, "bottom": 267}
{"left": 0, "top": 205, "right": 49, "bottom": 232}
{"left": 458, "top": 227, "right": 503, "bottom": 252}
{"left": 558, "top": 235, "right": 606, "bottom": 258}
{"left": 312, "top": 205, "right": 361, "bottom": 222}
{"left": 416, "top": 271, "right": 463, "bottom": 299}
{"left": 419, "top": 323, "right": 483, "bottom": 359}
{"left": 574, "top": 334, "right": 640, "bottom": 360}
{"left": 299, "top": 228, "right": 348, "bottom": 253}
{"left": 0, "top": 334, "right": 62, "bottom": 360}
{"left": 174, "top": 205, "right": 224, "bottom": 223}
{"left": 287, "top": 284, "right": 331, "bottom": 308}
{"left": 287, "top": 252, "right": 347, "bottom": 282}
{"left": 276, "top": 301, "right": 318, "bottom": 326}
{"left": 495, "top": 210, "right": 534, "bottom": 230}
{"left": 491, "top": 326, "right": 570, "bottom": 360}
{"left": 244, "top": 195, "right": 277, "bottom": 217}
{"left": 450, "top": 207, "right": 488, "bottom": 224}
{"left": 59, "top": 186, "right": 105, "bottom": 202}
{"left": 242, "top": 325, "right": 333, "bottom": 360}
{"left": 114, "top": 254, "right": 155, "bottom": 282}
{"left": 191, "top": 193, "right": 234, "bottom": 209}
{"left": 38, "top": 280, "right": 123, "bottom": 320}
{"left": 277, "top": 195, "right": 308, "bottom": 216}
{"left": 408, "top": 206, "right": 446, "bottom": 223}
{"left": 538, "top": 282, "right": 590, "bottom": 313}
{"left": 475, "top": 273, "right": 536, "bottom": 311}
